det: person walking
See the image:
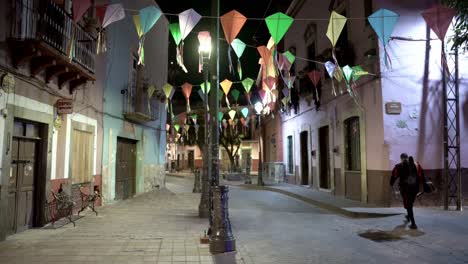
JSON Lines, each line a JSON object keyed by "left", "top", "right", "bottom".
{"left": 390, "top": 153, "right": 423, "bottom": 229}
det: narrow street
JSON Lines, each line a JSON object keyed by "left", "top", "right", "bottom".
{"left": 1, "top": 176, "right": 467, "bottom": 264}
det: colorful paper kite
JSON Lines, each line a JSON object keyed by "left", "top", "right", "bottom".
{"left": 342, "top": 66, "right": 354, "bottom": 84}
{"left": 368, "top": 9, "right": 399, "bottom": 67}
{"left": 220, "top": 79, "right": 233, "bottom": 108}
{"left": 327, "top": 11, "right": 347, "bottom": 47}
{"left": 228, "top": 110, "right": 237, "bottom": 120}
{"left": 283, "top": 51, "right": 296, "bottom": 64}
{"left": 231, "top": 89, "right": 241, "bottom": 104}
{"left": 257, "top": 46, "right": 272, "bottom": 66}
{"left": 352, "top": 66, "right": 369, "bottom": 81}
{"left": 221, "top": 10, "right": 247, "bottom": 43}
{"left": 102, "top": 4, "right": 125, "bottom": 28}
{"left": 170, "top": 23, "right": 182, "bottom": 45}
{"left": 231, "top": 39, "right": 247, "bottom": 79}
{"left": 282, "top": 88, "right": 289, "bottom": 97}
{"left": 221, "top": 10, "right": 247, "bottom": 76}
{"left": 241, "top": 107, "right": 249, "bottom": 118}
{"left": 198, "top": 89, "right": 205, "bottom": 102}
{"left": 218, "top": 112, "right": 224, "bottom": 122}
{"left": 200, "top": 82, "right": 211, "bottom": 94}
{"left": 182, "top": 83, "right": 192, "bottom": 112}
{"left": 282, "top": 76, "right": 295, "bottom": 89}
{"left": 265, "top": 12, "right": 294, "bottom": 44}
{"left": 308, "top": 70, "right": 321, "bottom": 102}
{"left": 264, "top": 76, "right": 276, "bottom": 90}
{"left": 326, "top": 11, "right": 347, "bottom": 47}
{"left": 258, "top": 89, "right": 266, "bottom": 104}
{"left": 242, "top": 78, "right": 254, "bottom": 93}
{"left": 163, "top": 84, "right": 173, "bottom": 101}
{"left": 133, "top": 6, "right": 162, "bottom": 65}
{"left": 178, "top": 9, "right": 202, "bottom": 72}
{"left": 324, "top": 61, "right": 338, "bottom": 95}
{"left": 73, "top": 0, "right": 91, "bottom": 22}
{"left": 421, "top": 5, "right": 456, "bottom": 41}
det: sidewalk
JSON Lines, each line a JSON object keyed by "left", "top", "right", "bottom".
{"left": 0, "top": 182, "right": 244, "bottom": 264}
{"left": 239, "top": 183, "right": 407, "bottom": 218}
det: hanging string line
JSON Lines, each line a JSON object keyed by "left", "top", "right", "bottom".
{"left": 123, "top": 7, "right": 422, "bottom": 21}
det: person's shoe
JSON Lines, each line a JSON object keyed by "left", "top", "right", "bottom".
{"left": 409, "top": 224, "right": 418, "bottom": 230}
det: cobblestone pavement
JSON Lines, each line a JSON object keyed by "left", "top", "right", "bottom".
{"left": 2, "top": 176, "right": 468, "bottom": 264}
{"left": 0, "top": 177, "right": 240, "bottom": 264}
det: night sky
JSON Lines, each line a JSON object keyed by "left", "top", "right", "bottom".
{"left": 157, "top": 0, "right": 291, "bottom": 114}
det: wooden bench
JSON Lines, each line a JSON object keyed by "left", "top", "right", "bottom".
{"left": 45, "top": 190, "right": 75, "bottom": 227}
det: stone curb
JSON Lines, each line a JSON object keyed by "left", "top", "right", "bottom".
{"left": 238, "top": 184, "right": 402, "bottom": 219}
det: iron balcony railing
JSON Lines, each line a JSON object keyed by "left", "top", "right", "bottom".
{"left": 10, "top": 0, "right": 96, "bottom": 73}
{"left": 123, "top": 83, "right": 159, "bottom": 122}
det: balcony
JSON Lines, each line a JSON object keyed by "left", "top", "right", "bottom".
{"left": 123, "top": 83, "right": 164, "bottom": 124}
{"left": 8, "top": 0, "right": 96, "bottom": 93}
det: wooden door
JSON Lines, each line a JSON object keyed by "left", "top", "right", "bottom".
{"left": 115, "top": 138, "right": 137, "bottom": 200}
{"left": 300, "top": 131, "right": 309, "bottom": 185}
{"left": 71, "top": 129, "right": 93, "bottom": 183}
{"left": 319, "top": 126, "right": 330, "bottom": 189}
{"left": 7, "top": 120, "right": 39, "bottom": 235}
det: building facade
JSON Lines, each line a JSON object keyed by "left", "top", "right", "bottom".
{"left": 273, "top": 0, "right": 467, "bottom": 206}
{"left": 0, "top": 0, "right": 168, "bottom": 240}
{"left": 101, "top": 0, "right": 168, "bottom": 204}
{"left": 0, "top": 0, "right": 103, "bottom": 240}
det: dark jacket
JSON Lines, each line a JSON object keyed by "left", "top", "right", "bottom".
{"left": 390, "top": 161, "right": 424, "bottom": 192}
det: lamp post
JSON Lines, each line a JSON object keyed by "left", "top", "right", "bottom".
{"left": 208, "top": 0, "right": 235, "bottom": 254}
{"left": 198, "top": 32, "right": 211, "bottom": 218}
{"left": 254, "top": 102, "right": 264, "bottom": 186}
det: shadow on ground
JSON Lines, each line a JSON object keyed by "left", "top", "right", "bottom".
{"left": 358, "top": 223, "right": 426, "bottom": 242}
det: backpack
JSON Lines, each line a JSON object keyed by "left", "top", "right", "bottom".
{"left": 406, "top": 165, "right": 418, "bottom": 187}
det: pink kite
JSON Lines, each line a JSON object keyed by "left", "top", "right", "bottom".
{"left": 73, "top": 0, "right": 91, "bottom": 22}
{"left": 182, "top": 83, "right": 193, "bottom": 112}
{"left": 421, "top": 5, "right": 456, "bottom": 41}
{"left": 264, "top": 76, "right": 276, "bottom": 90}
{"left": 257, "top": 46, "right": 272, "bottom": 66}
{"left": 220, "top": 10, "right": 247, "bottom": 44}
{"left": 308, "top": 70, "right": 321, "bottom": 102}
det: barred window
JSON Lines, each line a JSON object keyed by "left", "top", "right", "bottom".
{"left": 344, "top": 117, "right": 361, "bottom": 171}
{"left": 287, "top": 136, "right": 294, "bottom": 174}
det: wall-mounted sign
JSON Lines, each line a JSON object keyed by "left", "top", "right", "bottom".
{"left": 56, "top": 99, "right": 73, "bottom": 114}
{"left": 385, "top": 102, "right": 402, "bottom": 115}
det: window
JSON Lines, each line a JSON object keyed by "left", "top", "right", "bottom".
{"left": 287, "top": 136, "right": 294, "bottom": 174}
{"left": 344, "top": 117, "right": 361, "bottom": 171}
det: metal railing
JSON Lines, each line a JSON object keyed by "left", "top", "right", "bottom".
{"left": 262, "top": 162, "right": 286, "bottom": 184}
{"left": 10, "top": 0, "right": 96, "bottom": 72}
{"left": 123, "top": 84, "right": 159, "bottom": 121}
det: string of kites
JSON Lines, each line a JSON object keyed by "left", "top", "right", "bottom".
{"left": 71, "top": 2, "right": 457, "bottom": 135}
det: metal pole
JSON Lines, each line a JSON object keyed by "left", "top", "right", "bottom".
{"left": 257, "top": 114, "right": 264, "bottom": 186}
{"left": 442, "top": 41, "right": 449, "bottom": 210}
{"left": 455, "top": 46, "right": 462, "bottom": 211}
{"left": 209, "top": 0, "right": 235, "bottom": 254}
{"left": 198, "top": 63, "right": 210, "bottom": 218}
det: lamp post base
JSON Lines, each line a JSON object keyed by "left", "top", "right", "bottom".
{"left": 209, "top": 185, "right": 236, "bottom": 254}
{"left": 193, "top": 169, "right": 201, "bottom": 193}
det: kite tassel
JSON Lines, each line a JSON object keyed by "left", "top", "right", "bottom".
{"left": 228, "top": 45, "right": 234, "bottom": 74}
{"left": 384, "top": 46, "right": 392, "bottom": 69}
{"left": 237, "top": 59, "right": 242, "bottom": 80}
{"left": 186, "top": 100, "right": 191, "bottom": 113}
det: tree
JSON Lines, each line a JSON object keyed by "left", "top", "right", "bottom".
{"left": 219, "top": 122, "right": 245, "bottom": 172}
{"left": 444, "top": 0, "right": 468, "bottom": 51}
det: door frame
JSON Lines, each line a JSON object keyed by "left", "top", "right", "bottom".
{"left": 1, "top": 103, "right": 52, "bottom": 240}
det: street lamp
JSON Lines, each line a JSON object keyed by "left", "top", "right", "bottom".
{"left": 254, "top": 102, "right": 264, "bottom": 186}
{"left": 198, "top": 31, "right": 211, "bottom": 218}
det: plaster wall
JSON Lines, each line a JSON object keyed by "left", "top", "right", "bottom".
{"left": 101, "top": 0, "right": 168, "bottom": 204}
